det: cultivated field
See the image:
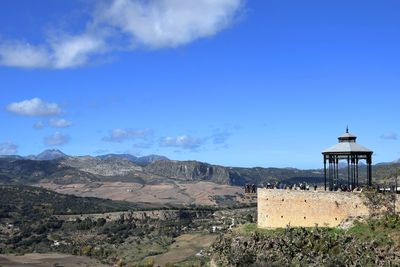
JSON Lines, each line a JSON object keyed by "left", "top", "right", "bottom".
{"left": 149, "top": 233, "right": 217, "bottom": 266}
{"left": 37, "top": 181, "right": 245, "bottom": 206}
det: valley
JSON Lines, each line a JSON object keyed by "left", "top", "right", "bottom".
{"left": 1, "top": 151, "right": 399, "bottom": 266}
{"left": 0, "top": 184, "right": 256, "bottom": 266}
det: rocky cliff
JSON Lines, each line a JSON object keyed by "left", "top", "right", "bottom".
{"left": 144, "top": 160, "right": 234, "bottom": 184}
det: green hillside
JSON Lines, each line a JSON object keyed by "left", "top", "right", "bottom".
{"left": 0, "top": 184, "right": 138, "bottom": 217}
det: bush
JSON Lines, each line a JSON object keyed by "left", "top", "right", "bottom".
{"left": 142, "top": 257, "right": 154, "bottom": 267}
{"left": 81, "top": 245, "right": 92, "bottom": 256}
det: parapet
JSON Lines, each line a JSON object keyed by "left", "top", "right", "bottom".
{"left": 257, "top": 188, "right": 370, "bottom": 228}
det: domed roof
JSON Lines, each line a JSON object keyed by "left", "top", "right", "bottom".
{"left": 338, "top": 132, "right": 356, "bottom": 139}
{"left": 338, "top": 127, "right": 357, "bottom": 142}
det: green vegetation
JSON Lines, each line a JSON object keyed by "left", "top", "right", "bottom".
{"left": 373, "top": 163, "right": 400, "bottom": 184}
{"left": 212, "top": 215, "right": 400, "bottom": 266}
{"left": 347, "top": 215, "right": 400, "bottom": 245}
{"left": 0, "top": 184, "right": 139, "bottom": 215}
{"left": 237, "top": 223, "right": 288, "bottom": 236}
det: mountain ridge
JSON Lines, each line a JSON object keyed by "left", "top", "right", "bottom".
{"left": 1, "top": 149, "right": 169, "bottom": 165}
{"left": 0, "top": 151, "right": 399, "bottom": 187}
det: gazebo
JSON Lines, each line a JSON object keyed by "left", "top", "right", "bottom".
{"left": 322, "top": 127, "right": 373, "bottom": 191}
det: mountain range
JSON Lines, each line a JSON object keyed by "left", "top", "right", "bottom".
{"left": 0, "top": 150, "right": 398, "bottom": 188}
{"left": 2, "top": 149, "right": 169, "bottom": 165}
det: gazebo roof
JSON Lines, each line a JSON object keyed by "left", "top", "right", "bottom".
{"left": 322, "top": 142, "right": 372, "bottom": 153}
{"left": 322, "top": 128, "right": 373, "bottom": 154}
{"left": 338, "top": 132, "right": 356, "bottom": 139}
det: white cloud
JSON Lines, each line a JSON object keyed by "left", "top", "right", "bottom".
{"left": 103, "top": 128, "right": 153, "bottom": 142}
{"left": 44, "top": 132, "right": 70, "bottom": 146}
{"left": 97, "top": 0, "right": 244, "bottom": 48}
{"left": 6, "top": 98, "right": 62, "bottom": 116}
{"left": 0, "top": 0, "right": 244, "bottom": 69}
{"left": 381, "top": 132, "right": 398, "bottom": 140}
{"left": 49, "top": 118, "right": 72, "bottom": 128}
{"left": 0, "top": 142, "right": 18, "bottom": 155}
{"left": 160, "top": 135, "right": 205, "bottom": 150}
{"left": 0, "top": 42, "right": 50, "bottom": 68}
{"left": 50, "top": 34, "right": 106, "bottom": 69}
{"left": 0, "top": 35, "right": 105, "bottom": 69}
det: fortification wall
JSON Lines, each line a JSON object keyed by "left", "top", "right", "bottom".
{"left": 257, "top": 189, "right": 370, "bottom": 228}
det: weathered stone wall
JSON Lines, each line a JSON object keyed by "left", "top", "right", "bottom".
{"left": 257, "top": 189, "right": 370, "bottom": 228}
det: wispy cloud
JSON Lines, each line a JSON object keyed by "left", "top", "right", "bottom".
{"left": 44, "top": 132, "right": 70, "bottom": 146}
{"left": 0, "top": 42, "right": 50, "bottom": 68}
{"left": 0, "top": 142, "right": 18, "bottom": 155}
{"left": 102, "top": 128, "right": 153, "bottom": 143}
{"left": 211, "top": 129, "right": 232, "bottom": 145}
{"left": 0, "top": 0, "right": 244, "bottom": 69}
{"left": 0, "top": 34, "right": 106, "bottom": 69}
{"left": 49, "top": 118, "right": 72, "bottom": 128}
{"left": 160, "top": 135, "right": 205, "bottom": 150}
{"left": 159, "top": 126, "right": 237, "bottom": 152}
{"left": 381, "top": 132, "right": 398, "bottom": 140}
{"left": 6, "top": 98, "right": 61, "bottom": 116}
{"left": 33, "top": 121, "right": 45, "bottom": 129}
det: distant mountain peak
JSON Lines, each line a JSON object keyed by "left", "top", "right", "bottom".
{"left": 42, "top": 149, "right": 64, "bottom": 153}
{"left": 35, "top": 149, "right": 68, "bottom": 161}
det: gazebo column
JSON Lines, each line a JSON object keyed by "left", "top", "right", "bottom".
{"left": 328, "top": 156, "right": 331, "bottom": 190}
{"left": 335, "top": 156, "right": 339, "bottom": 190}
{"left": 354, "top": 156, "right": 357, "bottom": 188}
{"left": 367, "top": 155, "right": 372, "bottom": 186}
{"left": 329, "top": 156, "right": 333, "bottom": 190}
{"left": 347, "top": 155, "right": 350, "bottom": 188}
{"left": 324, "top": 155, "right": 327, "bottom": 191}
{"left": 331, "top": 156, "right": 335, "bottom": 190}
{"left": 355, "top": 155, "right": 359, "bottom": 188}
{"left": 350, "top": 155, "right": 355, "bottom": 189}
{"left": 332, "top": 156, "right": 335, "bottom": 190}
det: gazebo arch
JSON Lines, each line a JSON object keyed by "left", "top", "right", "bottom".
{"left": 322, "top": 127, "right": 373, "bottom": 191}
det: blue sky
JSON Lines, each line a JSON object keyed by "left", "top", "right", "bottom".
{"left": 1, "top": 0, "right": 400, "bottom": 168}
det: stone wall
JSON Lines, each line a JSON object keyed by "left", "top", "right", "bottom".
{"left": 257, "top": 189, "right": 370, "bottom": 228}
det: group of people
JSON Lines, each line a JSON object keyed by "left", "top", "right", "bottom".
{"left": 244, "top": 184, "right": 257, "bottom": 194}
{"left": 328, "top": 184, "right": 362, "bottom": 192}
{"left": 243, "top": 181, "right": 399, "bottom": 193}
{"left": 244, "top": 182, "right": 318, "bottom": 194}
{"left": 264, "top": 182, "right": 317, "bottom": 191}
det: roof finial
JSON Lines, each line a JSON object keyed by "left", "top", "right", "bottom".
{"left": 346, "top": 125, "right": 349, "bottom": 133}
